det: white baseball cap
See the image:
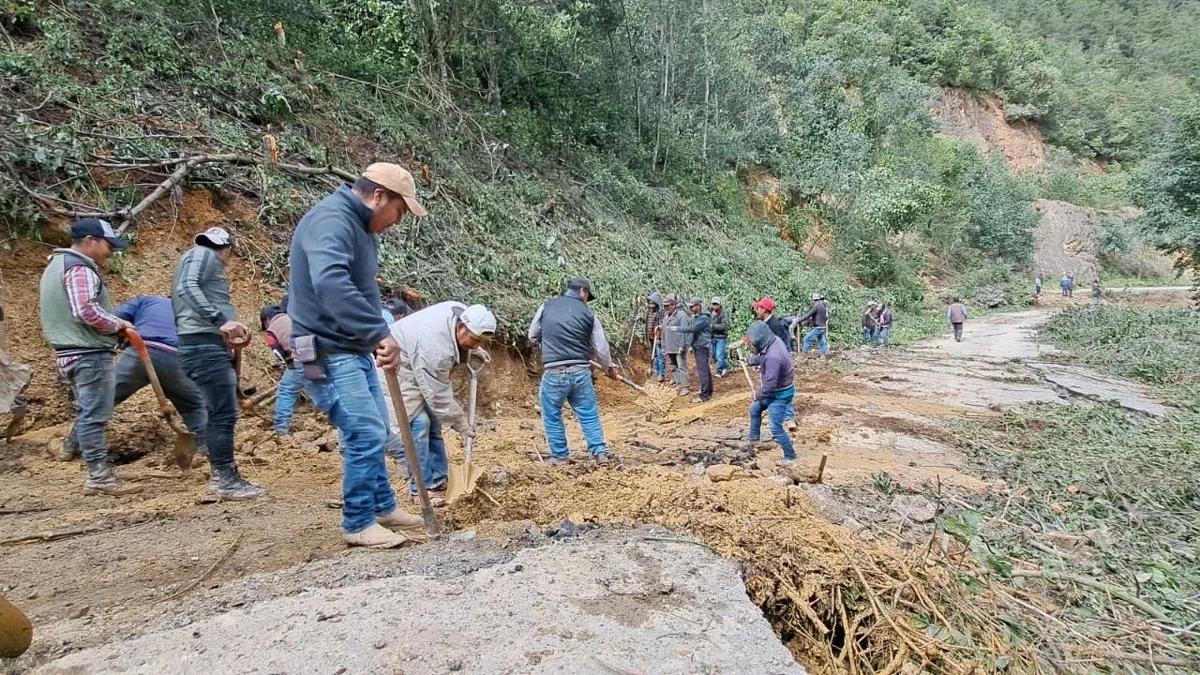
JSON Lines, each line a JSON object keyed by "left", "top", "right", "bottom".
{"left": 711, "top": 296, "right": 722, "bottom": 305}
{"left": 460, "top": 304, "right": 497, "bottom": 337}
{"left": 196, "top": 227, "right": 233, "bottom": 248}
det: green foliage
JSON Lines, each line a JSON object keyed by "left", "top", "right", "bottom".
{"left": 1039, "top": 306, "right": 1200, "bottom": 407}
{"left": 1132, "top": 100, "right": 1200, "bottom": 282}
{"left": 958, "top": 403, "right": 1200, "bottom": 624}
{"left": 1038, "top": 148, "right": 1131, "bottom": 209}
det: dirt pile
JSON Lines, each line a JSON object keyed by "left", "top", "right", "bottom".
{"left": 1033, "top": 199, "right": 1175, "bottom": 280}
{"left": 930, "top": 87, "right": 1045, "bottom": 173}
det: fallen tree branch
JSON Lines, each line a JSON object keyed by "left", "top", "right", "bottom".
{"left": 20, "top": 152, "right": 360, "bottom": 231}
{"left": 1098, "top": 650, "right": 1200, "bottom": 669}
{"left": 984, "top": 569, "right": 1172, "bottom": 623}
{"left": 168, "top": 534, "right": 242, "bottom": 600}
{"left": 1, "top": 521, "right": 109, "bottom": 545}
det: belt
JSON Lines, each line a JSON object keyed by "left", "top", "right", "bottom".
{"left": 544, "top": 364, "right": 588, "bottom": 374}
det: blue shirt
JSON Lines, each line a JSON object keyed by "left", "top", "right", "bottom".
{"left": 114, "top": 295, "right": 179, "bottom": 350}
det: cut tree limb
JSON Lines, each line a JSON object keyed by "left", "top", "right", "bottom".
{"left": 986, "top": 569, "right": 1172, "bottom": 623}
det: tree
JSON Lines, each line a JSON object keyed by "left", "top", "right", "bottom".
{"left": 1132, "top": 101, "right": 1200, "bottom": 285}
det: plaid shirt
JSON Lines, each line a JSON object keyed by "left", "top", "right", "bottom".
{"left": 56, "top": 265, "right": 123, "bottom": 367}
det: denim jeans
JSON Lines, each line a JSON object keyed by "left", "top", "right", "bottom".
{"left": 712, "top": 338, "right": 728, "bottom": 374}
{"left": 180, "top": 346, "right": 239, "bottom": 471}
{"left": 406, "top": 406, "right": 448, "bottom": 495}
{"left": 539, "top": 368, "right": 609, "bottom": 459}
{"left": 60, "top": 352, "right": 115, "bottom": 463}
{"left": 693, "top": 346, "right": 712, "bottom": 400}
{"left": 749, "top": 388, "right": 796, "bottom": 459}
{"left": 876, "top": 327, "right": 891, "bottom": 347}
{"left": 652, "top": 341, "right": 665, "bottom": 379}
{"left": 306, "top": 354, "right": 397, "bottom": 534}
{"left": 273, "top": 365, "right": 306, "bottom": 434}
{"left": 113, "top": 348, "right": 207, "bottom": 448}
{"left": 802, "top": 327, "right": 829, "bottom": 356}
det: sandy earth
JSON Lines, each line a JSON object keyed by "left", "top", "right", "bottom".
{"left": 0, "top": 214, "right": 1188, "bottom": 674}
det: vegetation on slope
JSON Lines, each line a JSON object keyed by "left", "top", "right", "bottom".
{"left": 1, "top": 0, "right": 1196, "bottom": 340}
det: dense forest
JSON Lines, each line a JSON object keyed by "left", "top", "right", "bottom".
{"left": 1, "top": 0, "right": 1197, "bottom": 337}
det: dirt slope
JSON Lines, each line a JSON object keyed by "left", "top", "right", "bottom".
{"left": 930, "top": 87, "right": 1045, "bottom": 173}
{"left": 1033, "top": 199, "right": 1177, "bottom": 280}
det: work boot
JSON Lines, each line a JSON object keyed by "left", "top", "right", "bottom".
{"left": 84, "top": 460, "right": 143, "bottom": 496}
{"left": 547, "top": 456, "right": 570, "bottom": 467}
{"left": 656, "top": 375, "right": 665, "bottom": 383}
{"left": 58, "top": 437, "right": 79, "bottom": 462}
{"left": 343, "top": 523, "right": 411, "bottom": 549}
{"left": 593, "top": 452, "right": 617, "bottom": 466}
{"left": 208, "top": 465, "right": 267, "bottom": 501}
{"left": 377, "top": 508, "right": 427, "bottom": 539}
{"left": 411, "top": 489, "right": 446, "bottom": 508}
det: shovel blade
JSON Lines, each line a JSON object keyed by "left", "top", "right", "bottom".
{"left": 445, "top": 463, "right": 485, "bottom": 504}
{"left": 172, "top": 431, "right": 196, "bottom": 471}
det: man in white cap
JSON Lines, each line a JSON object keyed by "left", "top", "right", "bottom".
{"left": 288, "top": 162, "right": 428, "bottom": 548}
{"left": 172, "top": 226, "right": 263, "bottom": 500}
{"left": 39, "top": 218, "right": 137, "bottom": 495}
{"left": 383, "top": 301, "right": 496, "bottom": 506}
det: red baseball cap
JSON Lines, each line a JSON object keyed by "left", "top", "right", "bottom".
{"left": 752, "top": 297, "right": 776, "bottom": 312}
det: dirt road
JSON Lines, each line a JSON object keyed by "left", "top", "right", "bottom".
{"left": 0, "top": 297, "right": 1180, "bottom": 674}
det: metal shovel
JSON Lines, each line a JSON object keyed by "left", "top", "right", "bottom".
{"left": 590, "top": 360, "right": 646, "bottom": 392}
{"left": 445, "top": 354, "right": 485, "bottom": 504}
{"left": 125, "top": 329, "right": 195, "bottom": 470}
{"left": 383, "top": 367, "right": 441, "bottom": 538}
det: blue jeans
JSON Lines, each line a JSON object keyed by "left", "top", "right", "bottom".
{"left": 60, "top": 352, "right": 116, "bottom": 463}
{"left": 407, "top": 406, "right": 447, "bottom": 495}
{"left": 652, "top": 341, "right": 665, "bottom": 379}
{"left": 113, "top": 348, "right": 207, "bottom": 449}
{"left": 749, "top": 388, "right": 796, "bottom": 459}
{"left": 273, "top": 365, "right": 306, "bottom": 434}
{"left": 306, "top": 354, "right": 396, "bottom": 534}
{"left": 539, "top": 368, "right": 609, "bottom": 459}
{"left": 712, "top": 338, "right": 728, "bottom": 374}
{"left": 802, "top": 327, "right": 829, "bottom": 356}
{"left": 876, "top": 327, "right": 891, "bottom": 347}
{"left": 180, "top": 345, "right": 239, "bottom": 471}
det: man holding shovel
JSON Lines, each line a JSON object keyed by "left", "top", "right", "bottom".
{"left": 289, "top": 163, "right": 428, "bottom": 548}
{"left": 38, "top": 219, "right": 138, "bottom": 495}
{"left": 110, "top": 295, "right": 208, "bottom": 460}
{"left": 172, "top": 227, "right": 265, "bottom": 501}
{"left": 528, "top": 276, "right": 620, "bottom": 466}
{"left": 383, "top": 301, "right": 496, "bottom": 506}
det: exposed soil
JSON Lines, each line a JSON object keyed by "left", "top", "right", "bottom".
{"left": 930, "top": 87, "right": 1045, "bottom": 173}
{"left": 0, "top": 211, "right": 1184, "bottom": 674}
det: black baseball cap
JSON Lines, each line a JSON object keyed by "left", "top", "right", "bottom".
{"left": 383, "top": 297, "right": 410, "bottom": 317}
{"left": 70, "top": 218, "right": 128, "bottom": 250}
{"left": 566, "top": 276, "right": 595, "bottom": 301}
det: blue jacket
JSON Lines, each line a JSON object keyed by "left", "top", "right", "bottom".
{"left": 115, "top": 295, "right": 178, "bottom": 349}
{"left": 746, "top": 321, "right": 794, "bottom": 399}
{"left": 288, "top": 185, "right": 391, "bottom": 355}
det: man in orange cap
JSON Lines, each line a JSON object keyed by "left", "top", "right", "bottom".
{"left": 288, "top": 162, "right": 429, "bottom": 548}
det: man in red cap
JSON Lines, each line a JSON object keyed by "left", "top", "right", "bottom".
{"left": 752, "top": 298, "right": 790, "bottom": 348}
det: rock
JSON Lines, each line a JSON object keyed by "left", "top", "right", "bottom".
{"left": 450, "top": 530, "right": 477, "bottom": 542}
{"left": 765, "top": 475, "right": 794, "bottom": 487}
{"left": 69, "top": 605, "right": 90, "bottom": 620}
{"left": 0, "top": 595, "right": 33, "bottom": 658}
{"left": 816, "top": 429, "right": 832, "bottom": 444}
{"left": 489, "top": 467, "right": 509, "bottom": 484}
{"left": 519, "top": 420, "right": 536, "bottom": 430}
{"left": 448, "top": 659, "right": 464, "bottom": 671}
{"left": 644, "top": 413, "right": 653, "bottom": 422}
{"left": 704, "top": 464, "right": 745, "bottom": 482}
{"left": 256, "top": 440, "right": 279, "bottom": 456}
{"left": 292, "top": 431, "right": 318, "bottom": 444}
{"left": 889, "top": 495, "right": 937, "bottom": 523}
{"left": 372, "top": 640, "right": 387, "bottom": 650}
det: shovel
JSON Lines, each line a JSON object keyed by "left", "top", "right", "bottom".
{"left": 590, "top": 360, "right": 645, "bottom": 392}
{"left": 732, "top": 342, "right": 759, "bottom": 393}
{"left": 125, "top": 329, "right": 195, "bottom": 470}
{"left": 445, "top": 354, "right": 485, "bottom": 504}
{"left": 382, "top": 367, "right": 441, "bottom": 538}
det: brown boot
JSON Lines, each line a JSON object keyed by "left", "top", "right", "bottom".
{"left": 343, "top": 523, "right": 411, "bottom": 549}
{"left": 377, "top": 509, "right": 427, "bottom": 540}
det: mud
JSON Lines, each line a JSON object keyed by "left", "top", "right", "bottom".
{"left": 0, "top": 205, "right": 1182, "bottom": 674}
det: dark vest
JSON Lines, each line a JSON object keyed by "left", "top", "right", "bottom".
{"left": 539, "top": 292, "right": 594, "bottom": 367}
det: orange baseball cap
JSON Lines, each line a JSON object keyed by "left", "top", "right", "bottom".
{"left": 361, "top": 162, "right": 428, "bottom": 218}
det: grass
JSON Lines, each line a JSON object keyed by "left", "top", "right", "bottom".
{"left": 1103, "top": 275, "right": 1195, "bottom": 289}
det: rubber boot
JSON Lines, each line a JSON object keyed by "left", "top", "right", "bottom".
{"left": 208, "top": 464, "right": 267, "bottom": 501}
{"left": 84, "top": 460, "right": 143, "bottom": 496}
